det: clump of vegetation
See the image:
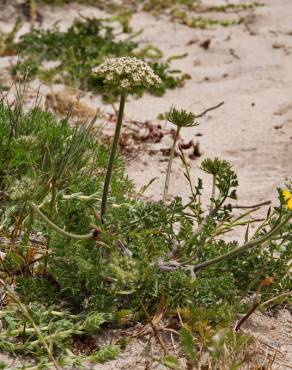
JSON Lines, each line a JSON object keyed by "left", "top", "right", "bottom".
{"left": 7, "top": 17, "right": 190, "bottom": 101}
{"left": 33, "top": 0, "right": 263, "bottom": 29}
{"left": 170, "top": 12, "right": 244, "bottom": 29}
{"left": 0, "top": 54, "right": 291, "bottom": 368}
{"left": 155, "top": 1, "right": 263, "bottom": 29}
{"left": 0, "top": 18, "right": 21, "bottom": 57}
{"left": 139, "top": 0, "right": 263, "bottom": 13}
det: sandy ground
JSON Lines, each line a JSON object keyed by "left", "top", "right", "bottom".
{"left": 0, "top": 0, "right": 291, "bottom": 369}
{"left": 126, "top": 0, "right": 292, "bottom": 207}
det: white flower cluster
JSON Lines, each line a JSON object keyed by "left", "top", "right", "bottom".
{"left": 15, "top": 135, "right": 39, "bottom": 147}
{"left": 92, "top": 57, "right": 162, "bottom": 92}
{"left": 9, "top": 176, "right": 37, "bottom": 201}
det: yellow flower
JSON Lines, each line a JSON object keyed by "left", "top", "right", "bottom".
{"left": 283, "top": 189, "right": 292, "bottom": 210}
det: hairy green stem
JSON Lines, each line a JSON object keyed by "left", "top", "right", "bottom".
{"left": 210, "top": 174, "right": 216, "bottom": 213}
{"left": 16, "top": 328, "right": 84, "bottom": 349}
{"left": 44, "top": 179, "right": 57, "bottom": 274}
{"left": 30, "top": 202, "right": 93, "bottom": 240}
{"left": 0, "top": 326, "right": 50, "bottom": 338}
{"left": 101, "top": 94, "right": 126, "bottom": 221}
{"left": 163, "top": 126, "right": 181, "bottom": 203}
{"left": 261, "top": 291, "right": 292, "bottom": 307}
{"left": 192, "top": 213, "right": 292, "bottom": 272}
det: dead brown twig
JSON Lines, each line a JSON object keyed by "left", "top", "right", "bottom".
{"left": 136, "top": 294, "right": 168, "bottom": 355}
{"left": 235, "top": 291, "right": 291, "bottom": 332}
{"left": 196, "top": 101, "right": 224, "bottom": 118}
{"left": 233, "top": 200, "right": 271, "bottom": 209}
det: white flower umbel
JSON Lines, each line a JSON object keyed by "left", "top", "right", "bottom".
{"left": 92, "top": 57, "right": 162, "bottom": 93}
{"left": 92, "top": 57, "right": 161, "bottom": 221}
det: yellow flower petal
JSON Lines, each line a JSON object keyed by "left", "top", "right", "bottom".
{"left": 287, "top": 197, "right": 292, "bottom": 210}
{"left": 283, "top": 190, "right": 292, "bottom": 202}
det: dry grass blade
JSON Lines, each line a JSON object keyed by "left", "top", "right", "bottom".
{"left": 196, "top": 101, "right": 224, "bottom": 118}
{"left": 152, "top": 294, "right": 166, "bottom": 326}
{"left": 136, "top": 294, "right": 168, "bottom": 354}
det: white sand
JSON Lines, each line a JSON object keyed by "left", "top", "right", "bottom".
{"left": 124, "top": 0, "right": 292, "bottom": 208}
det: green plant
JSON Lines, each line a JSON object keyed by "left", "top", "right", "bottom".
{"left": 144, "top": 0, "right": 263, "bottom": 29}
{"left": 0, "top": 87, "right": 291, "bottom": 368}
{"left": 0, "top": 91, "right": 129, "bottom": 367}
{"left": 97, "top": 0, "right": 262, "bottom": 16}
{"left": 92, "top": 57, "right": 161, "bottom": 220}
{"left": 0, "top": 294, "right": 119, "bottom": 368}
{"left": 0, "top": 17, "right": 22, "bottom": 57}
{"left": 9, "top": 17, "right": 189, "bottom": 100}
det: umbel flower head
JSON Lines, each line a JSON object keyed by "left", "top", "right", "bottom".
{"left": 92, "top": 57, "right": 162, "bottom": 94}
{"left": 283, "top": 189, "right": 292, "bottom": 210}
{"left": 166, "top": 107, "right": 197, "bottom": 128}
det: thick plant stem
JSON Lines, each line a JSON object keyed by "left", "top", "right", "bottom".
{"left": 101, "top": 94, "right": 126, "bottom": 221}
{"left": 192, "top": 213, "right": 292, "bottom": 273}
{"left": 163, "top": 126, "right": 181, "bottom": 203}
{"left": 30, "top": 202, "right": 93, "bottom": 240}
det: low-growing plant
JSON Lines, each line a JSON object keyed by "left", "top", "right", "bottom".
{"left": 0, "top": 283, "right": 119, "bottom": 368}
{"left": 7, "top": 17, "right": 190, "bottom": 101}
{"left": 0, "top": 79, "right": 291, "bottom": 368}
{"left": 35, "top": 0, "right": 263, "bottom": 17}
{"left": 0, "top": 17, "right": 22, "bottom": 57}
